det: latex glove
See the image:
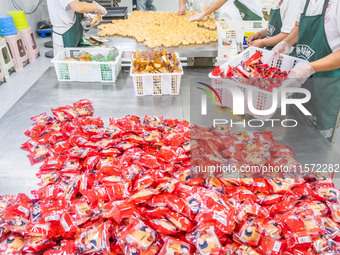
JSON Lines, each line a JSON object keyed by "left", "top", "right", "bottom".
{"left": 178, "top": 8, "right": 186, "bottom": 15}
{"left": 272, "top": 41, "right": 293, "bottom": 55}
{"left": 248, "top": 32, "right": 262, "bottom": 43}
{"left": 84, "top": 13, "right": 95, "bottom": 22}
{"left": 94, "top": 1, "right": 107, "bottom": 16}
{"left": 287, "top": 63, "right": 315, "bottom": 87}
{"left": 189, "top": 12, "right": 207, "bottom": 21}
{"left": 91, "top": 15, "right": 102, "bottom": 27}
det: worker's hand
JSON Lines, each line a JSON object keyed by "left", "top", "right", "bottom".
{"left": 248, "top": 32, "right": 262, "bottom": 43}
{"left": 287, "top": 63, "right": 315, "bottom": 87}
{"left": 249, "top": 39, "right": 266, "bottom": 48}
{"left": 189, "top": 12, "right": 207, "bottom": 21}
{"left": 178, "top": 8, "right": 186, "bottom": 15}
{"left": 272, "top": 41, "right": 293, "bottom": 55}
{"left": 93, "top": 1, "right": 107, "bottom": 16}
{"left": 84, "top": 13, "right": 95, "bottom": 22}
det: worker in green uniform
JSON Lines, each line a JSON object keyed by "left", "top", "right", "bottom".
{"left": 248, "top": 0, "right": 300, "bottom": 50}
{"left": 273, "top": 0, "right": 340, "bottom": 142}
{"left": 47, "top": 0, "right": 107, "bottom": 56}
{"left": 178, "top": 0, "right": 263, "bottom": 21}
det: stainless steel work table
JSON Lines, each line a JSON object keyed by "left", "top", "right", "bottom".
{"left": 0, "top": 66, "right": 339, "bottom": 195}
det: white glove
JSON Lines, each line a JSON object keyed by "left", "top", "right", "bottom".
{"left": 287, "top": 63, "right": 315, "bottom": 87}
{"left": 189, "top": 12, "right": 207, "bottom": 21}
{"left": 272, "top": 41, "right": 293, "bottom": 55}
{"left": 84, "top": 13, "right": 95, "bottom": 22}
{"left": 93, "top": 1, "right": 107, "bottom": 16}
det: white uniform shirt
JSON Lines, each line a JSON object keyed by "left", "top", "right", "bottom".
{"left": 188, "top": 0, "right": 263, "bottom": 20}
{"left": 297, "top": 0, "right": 340, "bottom": 52}
{"left": 47, "top": 0, "right": 76, "bottom": 47}
{"left": 271, "top": 0, "right": 301, "bottom": 33}
{"left": 218, "top": 0, "right": 263, "bottom": 20}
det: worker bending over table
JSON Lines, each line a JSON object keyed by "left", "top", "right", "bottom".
{"left": 178, "top": 0, "right": 263, "bottom": 21}
{"left": 47, "top": 0, "right": 107, "bottom": 56}
{"left": 248, "top": 0, "right": 301, "bottom": 50}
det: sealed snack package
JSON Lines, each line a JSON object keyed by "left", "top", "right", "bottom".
{"left": 22, "top": 236, "right": 56, "bottom": 253}
{"left": 234, "top": 217, "right": 263, "bottom": 246}
{"left": 75, "top": 221, "right": 110, "bottom": 254}
{"left": 73, "top": 99, "right": 94, "bottom": 117}
{"left": 0, "top": 234, "right": 25, "bottom": 254}
{"left": 186, "top": 226, "right": 222, "bottom": 255}
{"left": 118, "top": 217, "right": 157, "bottom": 252}
{"left": 159, "top": 237, "right": 192, "bottom": 255}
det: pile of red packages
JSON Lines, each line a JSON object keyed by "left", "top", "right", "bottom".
{"left": 0, "top": 100, "right": 340, "bottom": 254}
{"left": 211, "top": 51, "right": 289, "bottom": 92}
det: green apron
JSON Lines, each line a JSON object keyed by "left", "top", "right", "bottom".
{"left": 54, "top": 12, "right": 84, "bottom": 47}
{"left": 234, "top": 0, "right": 262, "bottom": 20}
{"left": 291, "top": 0, "right": 340, "bottom": 142}
{"left": 266, "top": 0, "right": 283, "bottom": 50}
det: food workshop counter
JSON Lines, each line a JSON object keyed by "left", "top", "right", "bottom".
{"left": 86, "top": 29, "right": 218, "bottom": 58}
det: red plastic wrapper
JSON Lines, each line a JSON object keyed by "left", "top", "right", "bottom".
{"left": 186, "top": 226, "right": 222, "bottom": 255}
{"left": 0, "top": 234, "right": 25, "bottom": 254}
{"left": 31, "top": 112, "right": 55, "bottom": 125}
{"left": 73, "top": 99, "right": 94, "bottom": 117}
{"left": 25, "top": 124, "right": 46, "bottom": 138}
{"left": 211, "top": 52, "right": 289, "bottom": 91}
{"left": 118, "top": 216, "right": 157, "bottom": 252}
{"left": 52, "top": 106, "right": 78, "bottom": 122}
{"left": 159, "top": 237, "right": 193, "bottom": 255}
{"left": 28, "top": 143, "right": 50, "bottom": 165}
{"left": 271, "top": 145, "right": 296, "bottom": 158}
{"left": 75, "top": 220, "right": 111, "bottom": 254}
{"left": 22, "top": 236, "right": 56, "bottom": 253}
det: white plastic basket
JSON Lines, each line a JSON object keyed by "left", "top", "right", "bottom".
{"left": 216, "top": 20, "right": 268, "bottom": 48}
{"left": 52, "top": 48, "right": 122, "bottom": 82}
{"left": 130, "top": 53, "right": 184, "bottom": 96}
{"left": 217, "top": 47, "right": 238, "bottom": 63}
{"left": 209, "top": 47, "right": 309, "bottom": 119}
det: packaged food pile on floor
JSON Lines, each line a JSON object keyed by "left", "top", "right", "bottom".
{"left": 211, "top": 51, "right": 289, "bottom": 92}
{"left": 1, "top": 99, "right": 340, "bottom": 254}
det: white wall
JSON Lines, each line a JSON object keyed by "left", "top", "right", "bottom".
{"left": 119, "top": 0, "right": 179, "bottom": 12}
{"left": 0, "top": 0, "right": 178, "bottom": 30}
{"left": 0, "top": 0, "right": 49, "bottom": 29}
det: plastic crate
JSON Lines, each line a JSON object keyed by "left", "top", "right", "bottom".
{"left": 217, "top": 47, "right": 238, "bottom": 64}
{"left": 52, "top": 48, "right": 122, "bottom": 82}
{"left": 130, "top": 54, "right": 184, "bottom": 96}
{"left": 209, "top": 47, "right": 309, "bottom": 119}
{"left": 216, "top": 20, "right": 268, "bottom": 48}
